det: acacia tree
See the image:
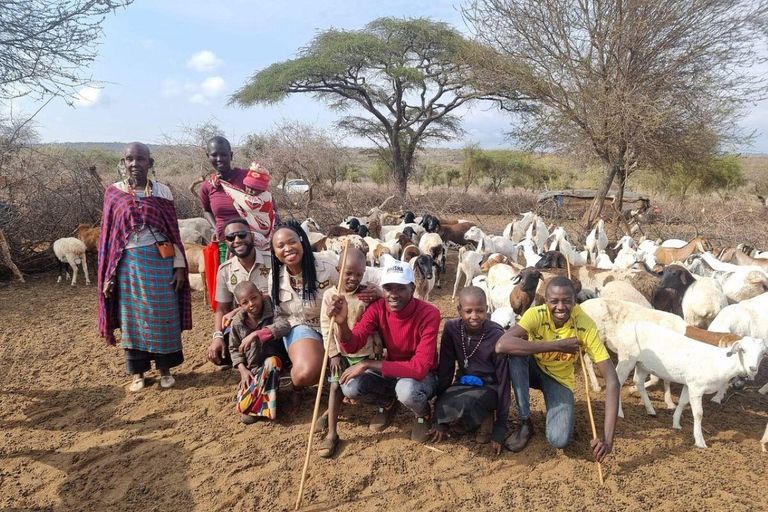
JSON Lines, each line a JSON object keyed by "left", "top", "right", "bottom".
{"left": 229, "top": 17, "right": 512, "bottom": 197}
{"left": 464, "top": 0, "right": 768, "bottom": 228}
{"left": 0, "top": 0, "right": 133, "bottom": 281}
{"left": 0, "top": 0, "right": 133, "bottom": 100}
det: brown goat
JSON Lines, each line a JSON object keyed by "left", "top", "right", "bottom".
{"left": 183, "top": 242, "right": 208, "bottom": 305}
{"left": 480, "top": 253, "right": 510, "bottom": 273}
{"left": 77, "top": 223, "right": 100, "bottom": 253}
{"left": 719, "top": 247, "right": 768, "bottom": 273}
{"left": 509, "top": 267, "right": 543, "bottom": 317}
{"left": 654, "top": 237, "right": 712, "bottom": 266}
{"left": 439, "top": 222, "right": 476, "bottom": 246}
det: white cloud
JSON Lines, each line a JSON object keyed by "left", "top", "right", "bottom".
{"left": 74, "top": 87, "right": 101, "bottom": 107}
{"left": 189, "top": 93, "right": 208, "bottom": 105}
{"left": 161, "top": 79, "right": 182, "bottom": 97}
{"left": 186, "top": 50, "right": 223, "bottom": 72}
{"left": 200, "top": 76, "right": 225, "bottom": 96}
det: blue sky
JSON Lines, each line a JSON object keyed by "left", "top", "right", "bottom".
{"left": 7, "top": 0, "right": 768, "bottom": 153}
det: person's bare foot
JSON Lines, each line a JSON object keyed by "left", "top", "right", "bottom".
{"left": 286, "top": 388, "right": 302, "bottom": 416}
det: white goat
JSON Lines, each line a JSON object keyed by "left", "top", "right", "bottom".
{"left": 452, "top": 246, "right": 483, "bottom": 300}
{"left": 53, "top": 237, "right": 90, "bottom": 286}
{"left": 525, "top": 216, "right": 549, "bottom": 254}
{"left": 517, "top": 238, "right": 541, "bottom": 267}
{"left": 464, "top": 226, "right": 517, "bottom": 260}
{"left": 615, "top": 322, "right": 766, "bottom": 448}
{"left": 549, "top": 227, "right": 587, "bottom": 265}
{"left": 585, "top": 219, "right": 609, "bottom": 262}
{"left": 503, "top": 211, "right": 534, "bottom": 243}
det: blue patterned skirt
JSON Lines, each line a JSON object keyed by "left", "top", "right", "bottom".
{"left": 117, "top": 245, "right": 183, "bottom": 355}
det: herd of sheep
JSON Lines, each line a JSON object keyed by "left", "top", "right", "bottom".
{"left": 53, "top": 206, "right": 768, "bottom": 452}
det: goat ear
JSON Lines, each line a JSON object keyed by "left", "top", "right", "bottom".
{"left": 726, "top": 340, "right": 742, "bottom": 357}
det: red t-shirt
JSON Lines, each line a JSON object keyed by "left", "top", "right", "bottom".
{"left": 198, "top": 168, "right": 249, "bottom": 239}
{"left": 339, "top": 297, "right": 440, "bottom": 380}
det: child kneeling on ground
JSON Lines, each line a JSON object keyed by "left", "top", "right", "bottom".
{"left": 430, "top": 286, "right": 510, "bottom": 455}
{"left": 229, "top": 281, "right": 291, "bottom": 424}
{"left": 316, "top": 249, "right": 382, "bottom": 458}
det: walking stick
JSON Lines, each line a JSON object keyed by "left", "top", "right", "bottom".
{"left": 566, "top": 256, "right": 604, "bottom": 485}
{"left": 295, "top": 240, "right": 351, "bottom": 510}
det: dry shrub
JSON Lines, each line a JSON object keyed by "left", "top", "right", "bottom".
{"left": 0, "top": 147, "right": 107, "bottom": 275}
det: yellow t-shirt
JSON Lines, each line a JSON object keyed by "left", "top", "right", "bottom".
{"left": 517, "top": 304, "right": 609, "bottom": 391}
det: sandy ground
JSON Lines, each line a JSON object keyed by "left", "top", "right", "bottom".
{"left": 2, "top": 216, "right": 768, "bottom": 511}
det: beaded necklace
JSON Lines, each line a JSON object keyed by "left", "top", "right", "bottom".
{"left": 460, "top": 323, "right": 486, "bottom": 372}
{"left": 125, "top": 179, "right": 152, "bottom": 242}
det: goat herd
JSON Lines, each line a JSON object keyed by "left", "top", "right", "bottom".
{"left": 53, "top": 206, "right": 768, "bottom": 452}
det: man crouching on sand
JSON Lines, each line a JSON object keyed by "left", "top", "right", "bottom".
{"left": 495, "top": 276, "right": 619, "bottom": 462}
{"left": 325, "top": 258, "right": 440, "bottom": 444}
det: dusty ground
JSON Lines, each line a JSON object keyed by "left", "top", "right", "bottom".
{"left": 1, "top": 215, "right": 768, "bottom": 511}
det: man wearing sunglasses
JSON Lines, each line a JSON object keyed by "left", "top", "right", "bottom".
{"left": 206, "top": 219, "right": 272, "bottom": 366}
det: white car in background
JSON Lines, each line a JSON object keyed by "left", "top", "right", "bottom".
{"left": 280, "top": 179, "right": 310, "bottom": 195}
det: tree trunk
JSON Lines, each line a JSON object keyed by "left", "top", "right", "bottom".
{"left": 0, "top": 228, "right": 25, "bottom": 283}
{"left": 583, "top": 150, "right": 625, "bottom": 229}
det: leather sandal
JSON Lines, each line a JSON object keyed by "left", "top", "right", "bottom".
{"left": 317, "top": 435, "right": 339, "bottom": 458}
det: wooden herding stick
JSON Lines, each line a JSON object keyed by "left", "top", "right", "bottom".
{"left": 566, "top": 256, "right": 604, "bottom": 485}
{"left": 295, "top": 239, "right": 351, "bottom": 510}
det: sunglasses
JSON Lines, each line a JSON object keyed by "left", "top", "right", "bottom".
{"left": 225, "top": 230, "right": 250, "bottom": 242}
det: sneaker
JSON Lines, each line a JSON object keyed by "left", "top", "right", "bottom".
{"left": 129, "top": 375, "right": 145, "bottom": 392}
{"left": 160, "top": 375, "right": 176, "bottom": 389}
{"left": 504, "top": 418, "right": 534, "bottom": 453}
{"left": 411, "top": 416, "right": 431, "bottom": 444}
{"left": 369, "top": 401, "right": 398, "bottom": 432}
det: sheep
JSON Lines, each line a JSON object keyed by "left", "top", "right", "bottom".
{"left": 419, "top": 214, "right": 441, "bottom": 234}
{"left": 479, "top": 253, "right": 511, "bottom": 273}
{"left": 580, "top": 298, "right": 742, "bottom": 399}
{"left": 401, "top": 244, "right": 421, "bottom": 262}
{"left": 327, "top": 225, "right": 359, "bottom": 237}
{"left": 378, "top": 233, "right": 409, "bottom": 261}
{"left": 502, "top": 211, "right": 534, "bottom": 243}
{"left": 681, "top": 276, "right": 728, "bottom": 328}
{"left": 471, "top": 275, "right": 490, "bottom": 303}
{"left": 53, "top": 237, "right": 90, "bottom": 286}
{"left": 654, "top": 236, "right": 712, "bottom": 266}
{"left": 464, "top": 226, "right": 517, "bottom": 259}
{"left": 534, "top": 251, "right": 567, "bottom": 270}
{"left": 76, "top": 223, "right": 100, "bottom": 254}
{"left": 652, "top": 264, "right": 696, "bottom": 317}
{"left": 486, "top": 263, "right": 520, "bottom": 312}
{"left": 686, "top": 254, "right": 768, "bottom": 303}
{"left": 573, "top": 265, "right": 660, "bottom": 304}
{"left": 709, "top": 293, "right": 768, "bottom": 340}
{"left": 452, "top": 247, "right": 484, "bottom": 300}
{"left": 409, "top": 254, "right": 435, "bottom": 302}
{"left": 326, "top": 235, "right": 369, "bottom": 256}
{"left": 179, "top": 226, "right": 204, "bottom": 244}
{"left": 439, "top": 222, "right": 477, "bottom": 247}
{"left": 598, "top": 280, "right": 651, "bottom": 308}
{"left": 509, "top": 267, "right": 543, "bottom": 317}
{"left": 490, "top": 306, "right": 516, "bottom": 330}
{"left": 177, "top": 217, "right": 213, "bottom": 243}
{"left": 418, "top": 232, "right": 446, "bottom": 288}
{"left": 381, "top": 222, "right": 425, "bottom": 242}
{"left": 614, "top": 321, "right": 766, "bottom": 448}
